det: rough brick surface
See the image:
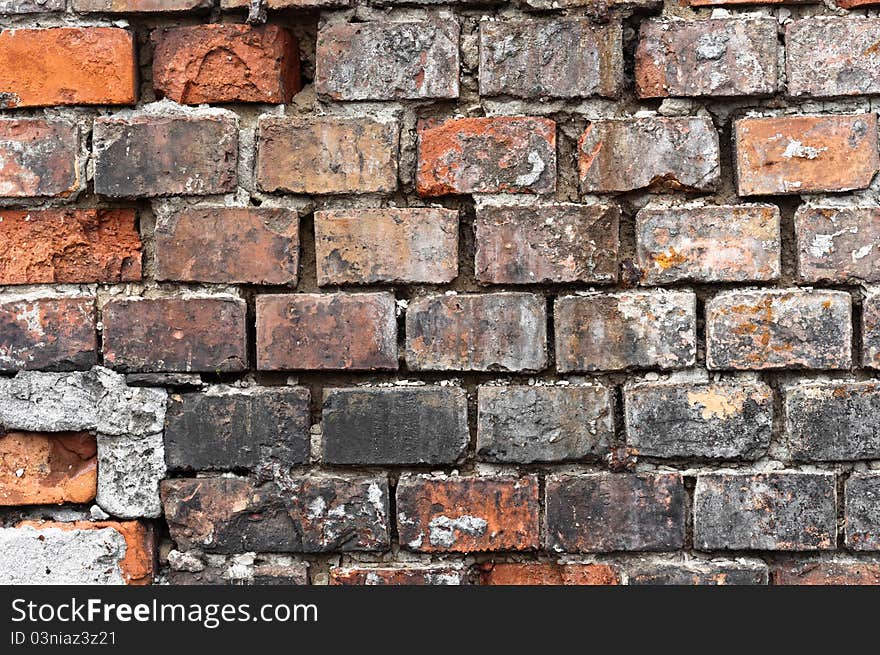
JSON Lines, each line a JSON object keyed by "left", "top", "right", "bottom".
{"left": 74, "top": 0, "right": 212, "bottom": 9}
{"left": 845, "top": 474, "right": 880, "bottom": 550}
{"left": 97, "top": 431, "right": 165, "bottom": 518}
{"left": 626, "top": 560, "right": 768, "bottom": 585}
{"left": 734, "top": 114, "right": 879, "bottom": 196}
{"left": 772, "top": 561, "right": 880, "bottom": 585}
{"left": 0, "top": 432, "right": 96, "bottom": 506}
{"left": 480, "top": 563, "right": 621, "bottom": 585}
{"left": 635, "top": 204, "right": 780, "bottom": 284}
{"left": 863, "top": 290, "right": 880, "bottom": 369}
{"left": 795, "top": 206, "right": 880, "bottom": 284}
{"left": 554, "top": 291, "right": 697, "bottom": 372}
{"left": 706, "top": 289, "right": 852, "bottom": 370}
{"left": 0, "top": 0, "right": 65, "bottom": 11}
{"left": 0, "top": 119, "right": 80, "bottom": 198}
{"left": 169, "top": 557, "right": 309, "bottom": 586}
{"left": 475, "top": 203, "right": 619, "bottom": 284}
{"left": 479, "top": 19, "right": 622, "bottom": 99}
{"left": 330, "top": 567, "right": 470, "bottom": 585}
{"left": 222, "top": 0, "right": 349, "bottom": 6}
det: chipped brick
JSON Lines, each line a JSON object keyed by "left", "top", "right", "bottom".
{"left": 626, "top": 559, "right": 769, "bottom": 585}
{"left": 845, "top": 473, "right": 880, "bottom": 550}
{"left": 795, "top": 205, "right": 880, "bottom": 284}
{"left": 0, "top": 119, "right": 80, "bottom": 198}
{"left": 480, "top": 562, "right": 621, "bottom": 585}
{"left": 0, "top": 433, "right": 96, "bottom": 506}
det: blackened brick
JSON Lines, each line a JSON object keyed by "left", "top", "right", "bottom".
{"left": 845, "top": 473, "right": 880, "bottom": 550}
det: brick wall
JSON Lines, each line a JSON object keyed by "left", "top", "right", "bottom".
{"left": 1, "top": 0, "right": 879, "bottom": 586}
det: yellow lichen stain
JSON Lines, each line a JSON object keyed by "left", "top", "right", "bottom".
{"left": 653, "top": 247, "right": 687, "bottom": 270}
{"left": 687, "top": 388, "right": 746, "bottom": 420}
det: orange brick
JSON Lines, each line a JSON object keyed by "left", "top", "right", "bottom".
{"left": 0, "top": 120, "right": 80, "bottom": 198}
{"left": 480, "top": 562, "right": 621, "bottom": 585}
{"left": 772, "top": 561, "right": 880, "bottom": 585}
{"left": 0, "top": 433, "right": 96, "bottom": 506}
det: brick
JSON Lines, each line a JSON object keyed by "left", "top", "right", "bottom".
{"left": 635, "top": 204, "right": 780, "bottom": 284}
{"left": 480, "top": 563, "right": 621, "bottom": 585}
{"left": 322, "top": 387, "right": 468, "bottom": 466}
{"left": 795, "top": 205, "right": 880, "bottom": 284}
{"left": 155, "top": 207, "right": 298, "bottom": 286}
{"left": 153, "top": 24, "right": 300, "bottom": 105}
{"left": 73, "top": 0, "right": 213, "bottom": 10}
{"left": 686, "top": 0, "right": 809, "bottom": 4}
{"left": 416, "top": 117, "right": 556, "bottom": 196}
{"left": 0, "top": 433, "right": 96, "bottom": 506}
{"left": 735, "top": 114, "right": 879, "bottom": 196}
{"left": 845, "top": 473, "right": 880, "bottom": 550}
{"left": 0, "top": 119, "right": 79, "bottom": 198}
{"left": 475, "top": 203, "right": 619, "bottom": 284}
{"left": 626, "top": 560, "right": 768, "bottom": 585}
{"left": 579, "top": 117, "right": 720, "bottom": 193}
{"left": 257, "top": 116, "right": 398, "bottom": 195}
{"left": 479, "top": 19, "right": 622, "bottom": 99}
{"left": 170, "top": 558, "right": 309, "bottom": 586}
{"left": 694, "top": 473, "right": 836, "bottom": 551}
{"left": 524, "top": 0, "right": 659, "bottom": 7}
{"left": 222, "top": 0, "right": 350, "bottom": 7}
{"left": 102, "top": 297, "right": 248, "bottom": 373}
{"left": 0, "top": 296, "right": 97, "bottom": 371}
{"left": 314, "top": 208, "right": 458, "bottom": 286}
{"left": 97, "top": 431, "right": 165, "bottom": 518}
{"left": 476, "top": 384, "right": 614, "bottom": 463}
{"left": 406, "top": 293, "right": 547, "bottom": 372}
{"left": 256, "top": 293, "right": 397, "bottom": 371}
{"left": 636, "top": 18, "right": 777, "bottom": 98}
{"left": 772, "top": 561, "right": 880, "bottom": 585}
{"left": 546, "top": 473, "right": 686, "bottom": 553}
{"left": 161, "top": 476, "right": 389, "bottom": 553}
{"left": 787, "top": 18, "right": 880, "bottom": 98}
{"left": 862, "top": 289, "right": 880, "bottom": 369}
{"left": 94, "top": 110, "right": 237, "bottom": 198}
{"left": 0, "top": 28, "right": 135, "bottom": 108}
{"left": 0, "top": 0, "right": 65, "bottom": 12}
{"left": 624, "top": 380, "right": 773, "bottom": 460}
{"left": 316, "top": 21, "right": 458, "bottom": 101}
{"left": 0, "top": 209, "right": 141, "bottom": 285}
{"left": 554, "top": 291, "right": 696, "bottom": 372}
{"left": 164, "top": 387, "right": 310, "bottom": 471}
{"left": 837, "top": 0, "right": 880, "bottom": 6}
{"left": 785, "top": 382, "right": 880, "bottom": 461}
{"left": 706, "top": 289, "right": 851, "bottom": 370}
{"left": 397, "top": 475, "right": 540, "bottom": 552}
{"left": 330, "top": 567, "right": 470, "bottom": 585}
{"left": 6, "top": 521, "right": 157, "bottom": 585}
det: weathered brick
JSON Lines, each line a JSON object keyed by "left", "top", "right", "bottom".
{"left": 479, "top": 19, "right": 622, "bottom": 99}
{"left": 169, "top": 557, "right": 309, "bottom": 586}
{"left": 314, "top": 208, "right": 457, "bottom": 286}
{"left": 153, "top": 24, "right": 300, "bottom": 105}
{"left": 257, "top": 116, "right": 398, "bottom": 195}
{"left": 706, "top": 289, "right": 851, "bottom": 370}
{"left": 863, "top": 289, "right": 880, "bottom": 369}
{"left": 397, "top": 475, "right": 540, "bottom": 553}
{"left": 476, "top": 384, "right": 614, "bottom": 463}
{"left": 787, "top": 18, "right": 880, "bottom": 98}
{"left": 322, "top": 387, "right": 468, "bottom": 466}
{"left": 73, "top": 0, "right": 213, "bottom": 10}
{"left": 686, "top": 0, "right": 809, "bottom": 4}
{"left": 795, "top": 205, "right": 880, "bottom": 284}
{"left": 164, "top": 387, "right": 310, "bottom": 471}
{"left": 624, "top": 380, "right": 773, "bottom": 460}
{"left": 155, "top": 207, "right": 298, "bottom": 286}
{"left": 0, "top": 296, "right": 97, "bottom": 371}
{"left": 96, "top": 431, "right": 165, "bottom": 518}
{"left": 694, "top": 473, "right": 836, "bottom": 551}
{"left": 102, "top": 297, "right": 248, "bottom": 373}
{"left": 635, "top": 204, "right": 780, "bottom": 284}
{"left": 524, "top": 0, "right": 659, "bottom": 8}
{"left": 0, "top": 119, "right": 80, "bottom": 198}
{"left": 94, "top": 110, "right": 237, "bottom": 197}
{"left": 416, "top": 117, "right": 556, "bottom": 196}
{"left": 256, "top": 293, "right": 397, "bottom": 371}
{"left": 837, "top": 0, "right": 880, "bottom": 6}
{"left": 734, "top": 114, "right": 879, "bottom": 196}
{"left": 330, "top": 567, "right": 470, "bottom": 585}
{"left": 0, "top": 0, "right": 65, "bottom": 12}
{"left": 480, "top": 563, "right": 621, "bottom": 585}
{"left": 0, "top": 209, "right": 141, "bottom": 285}
{"left": 626, "top": 559, "right": 769, "bottom": 585}
{"left": 161, "top": 476, "right": 389, "bottom": 553}
{"left": 0, "top": 433, "right": 96, "bottom": 506}
{"left": 0, "top": 28, "right": 135, "bottom": 108}
{"left": 406, "top": 293, "right": 547, "bottom": 372}
{"left": 785, "top": 382, "right": 880, "bottom": 461}
{"left": 222, "top": 0, "right": 350, "bottom": 7}
{"left": 636, "top": 18, "right": 777, "bottom": 98}
{"left": 316, "top": 21, "right": 458, "bottom": 100}
{"left": 579, "top": 117, "right": 720, "bottom": 193}
{"left": 546, "top": 473, "right": 686, "bottom": 553}
{"left": 845, "top": 473, "right": 880, "bottom": 550}
{"left": 475, "top": 203, "right": 619, "bottom": 284}
{"left": 772, "top": 561, "right": 880, "bottom": 585}
{"left": 554, "top": 291, "right": 696, "bottom": 372}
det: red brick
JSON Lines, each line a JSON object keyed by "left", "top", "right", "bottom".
{"left": 579, "top": 117, "right": 720, "bottom": 193}
{"left": 0, "top": 119, "right": 80, "bottom": 198}
{"left": 475, "top": 203, "right": 619, "bottom": 284}
{"left": 636, "top": 18, "right": 777, "bottom": 98}
{"left": 0, "top": 28, "right": 136, "bottom": 108}
{"left": 795, "top": 205, "right": 880, "bottom": 284}
{"left": 257, "top": 116, "right": 398, "bottom": 195}
{"left": 155, "top": 207, "right": 298, "bottom": 286}
{"left": 102, "top": 297, "right": 248, "bottom": 373}
{"left": 0, "top": 296, "right": 96, "bottom": 371}
{"left": 256, "top": 293, "right": 397, "bottom": 371}
{"left": 153, "top": 24, "right": 300, "bottom": 105}
{"left": 837, "top": 0, "right": 880, "bottom": 6}
{"left": 330, "top": 567, "right": 470, "bottom": 585}
{"left": 0, "top": 209, "right": 141, "bottom": 285}
{"left": 73, "top": 0, "right": 212, "bottom": 10}
{"left": 397, "top": 475, "right": 540, "bottom": 553}
{"left": 416, "top": 117, "right": 556, "bottom": 196}
{"left": 480, "top": 562, "right": 621, "bottom": 585}
{"left": 314, "top": 208, "right": 458, "bottom": 286}
{"left": 0, "top": 433, "right": 96, "bottom": 505}
{"left": 735, "top": 114, "right": 879, "bottom": 196}
{"left": 772, "top": 561, "right": 880, "bottom": 585}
